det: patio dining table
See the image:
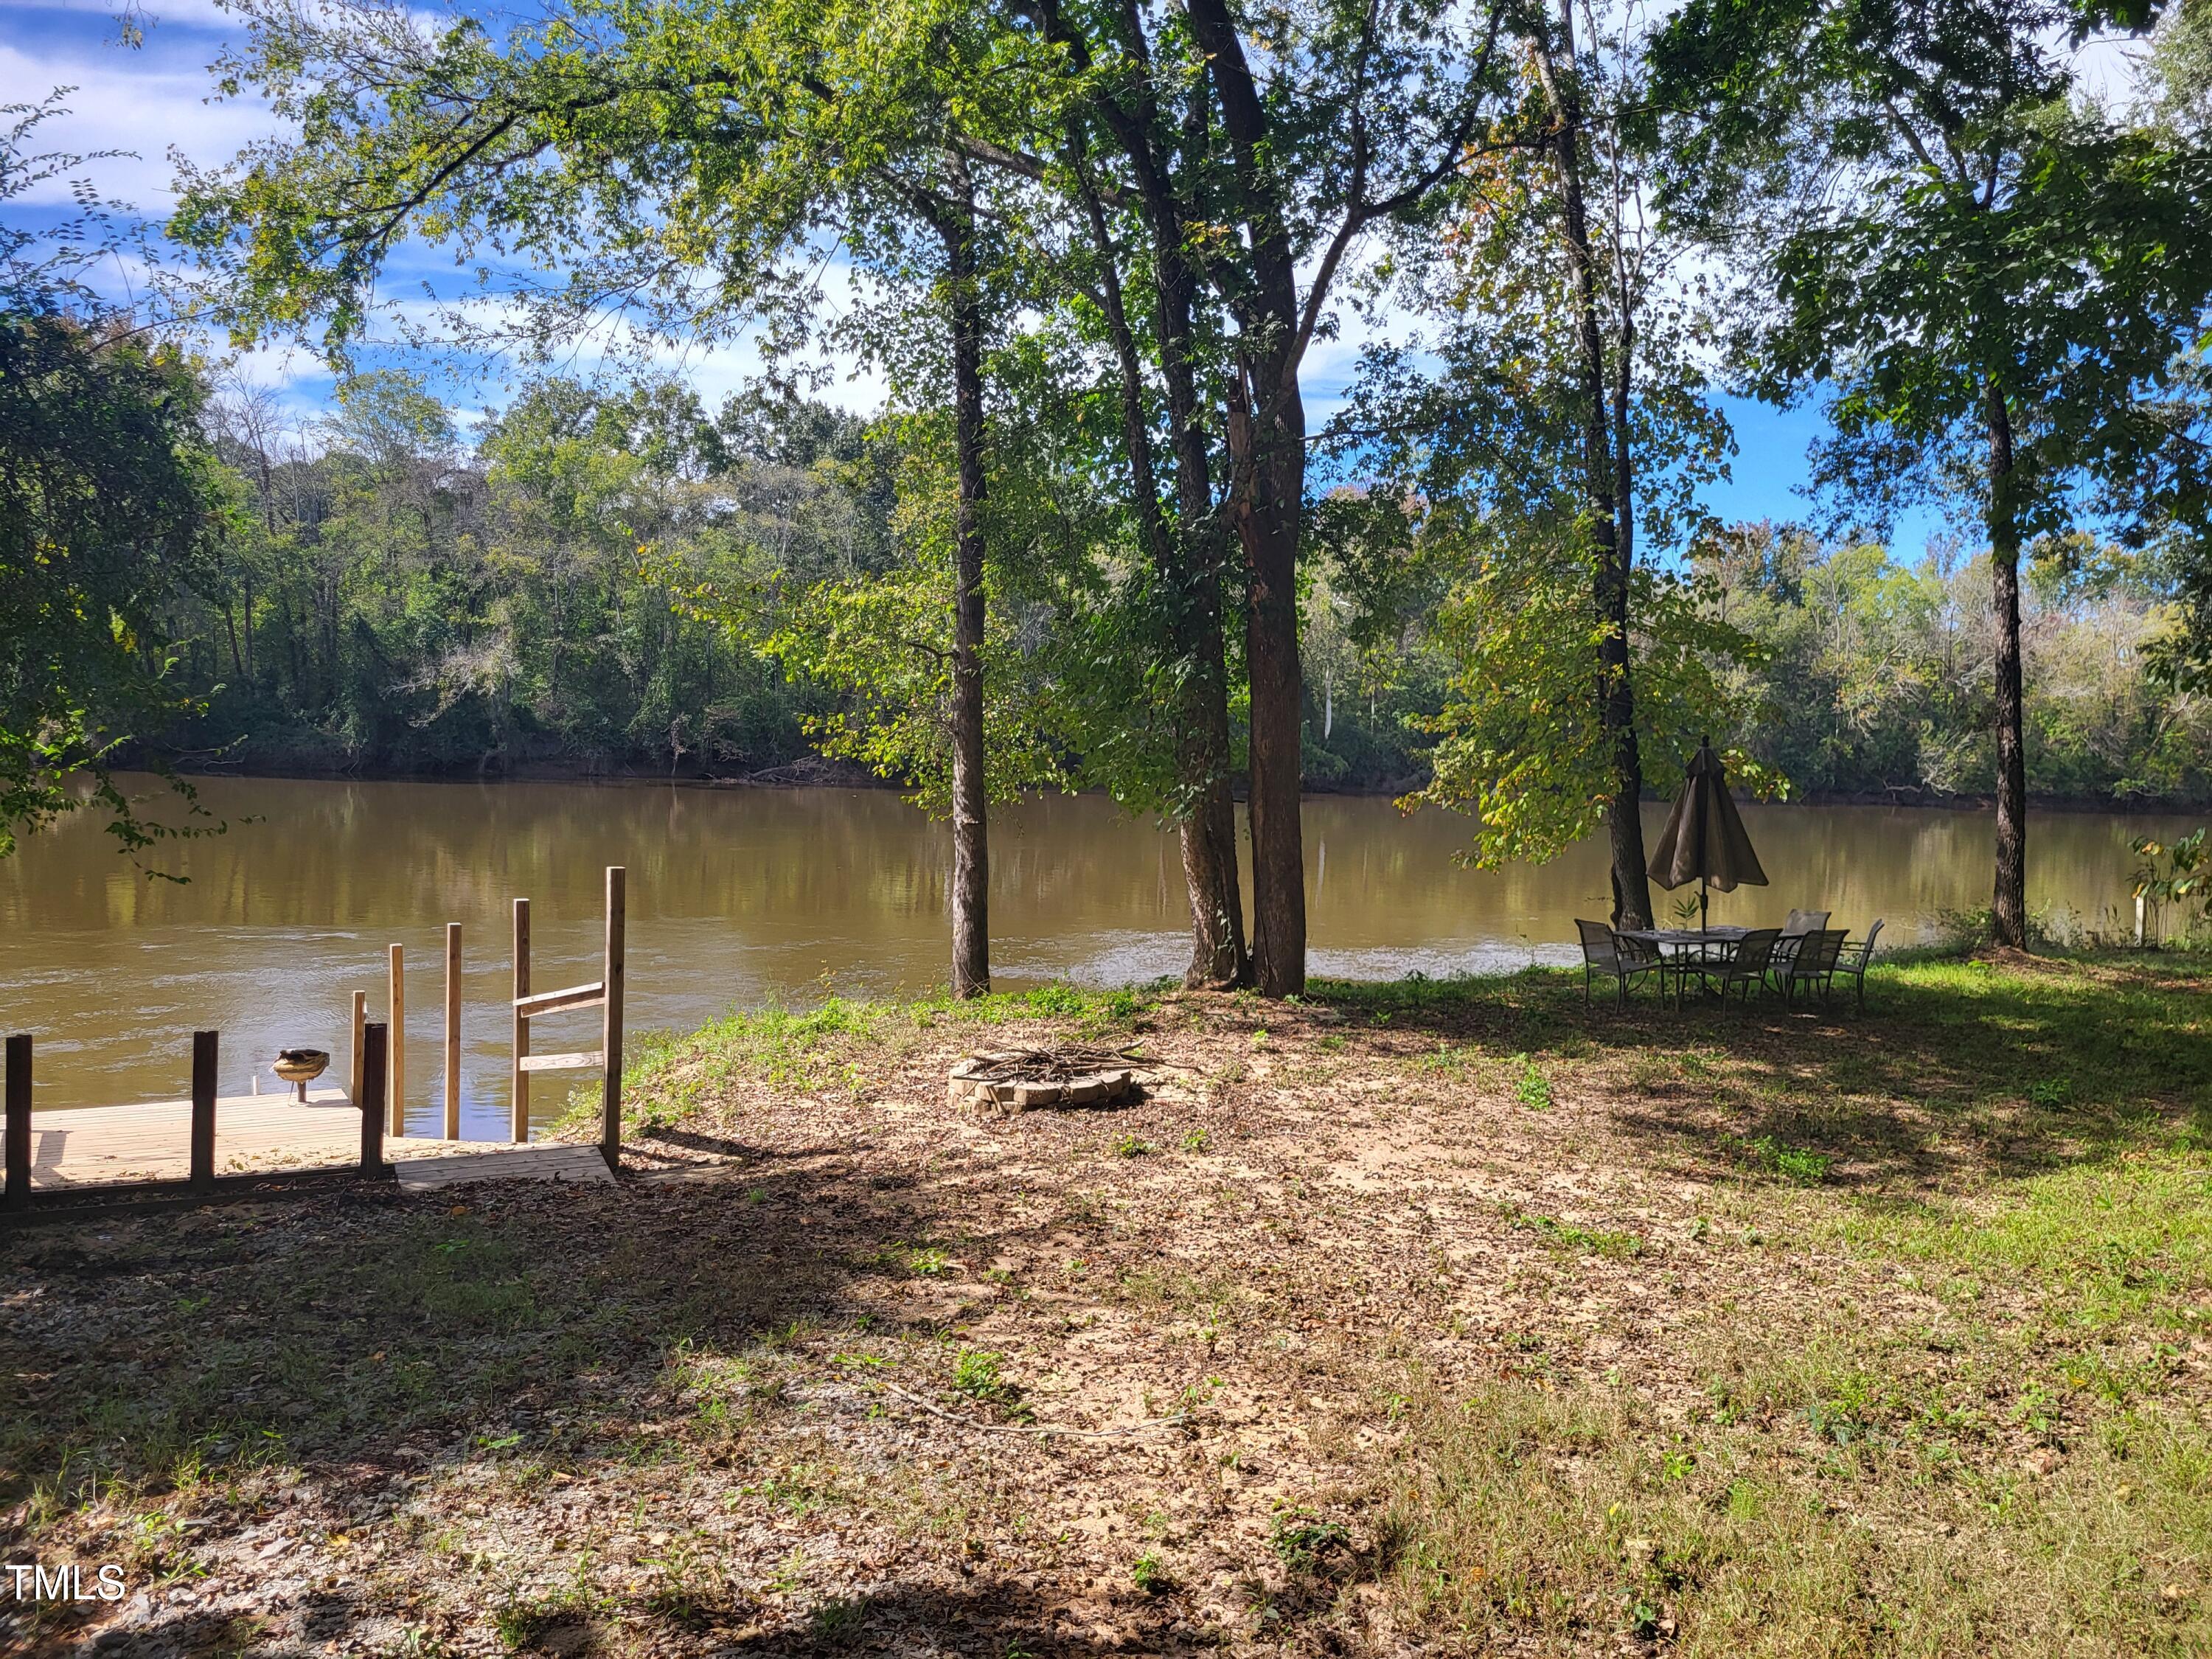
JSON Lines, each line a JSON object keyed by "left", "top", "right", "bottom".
{"left": 1618, "top": 925, "right": 1750, "bottom": 1005}
{"left": 1619, "top": 925, "right": 1750, "bottom": 953}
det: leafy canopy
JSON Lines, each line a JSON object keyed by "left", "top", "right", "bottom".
{"left": 1, "top": 95, "right": 228, "bottom": 863}
{"left": 1652, "top": 0, "right": 2212, "bottom": 545}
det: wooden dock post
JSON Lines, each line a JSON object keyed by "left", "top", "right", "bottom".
{"left": 511, "top": 899, "right": 530, "bottom": 1144}
{"left": 602, "top": 866, "right": 626, "bottom": 1172}
{"left": 388, "top": 943, "right": 406, "bottom": 1137}
{"left": 445, "top": 922, "right": 462, "bottom": 1140}
{"left": 360, "top": 1022, "right": 389, "bottom": 1175}
{"left": 189, "top": 1030, "right": 218, "bottom": 1192}
{"left": 349, "top": 991, "right": 366, "bottom": 1107}
{"left": 4, "top": 1034, "right": 29, "bottom": 1211}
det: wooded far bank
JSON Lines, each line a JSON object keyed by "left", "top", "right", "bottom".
{"left": 123, "top": 369, "right": 2212, "bottom": 815}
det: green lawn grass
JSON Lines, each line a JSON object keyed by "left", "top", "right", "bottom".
{"left": 1360, "top": 953, "right": 2212, "bottom": 1655}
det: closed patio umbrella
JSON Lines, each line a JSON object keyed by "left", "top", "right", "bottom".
{"left": 1648, "top": 737, "right": 1767, "bottom": 931}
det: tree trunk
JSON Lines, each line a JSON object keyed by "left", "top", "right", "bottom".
{"left": 1986, "top": 381, "right": 2028, "bottom": 949}
{"left": 1172, "top": 513, "right": 1249, "bottom": 987}
{"left": 243, "top": 435, "right": 272, "bottom": 690}
{"left": 1534, "top": 9, "right": 1652, "bottom": 931}
{"left": 1161, "top": 310, "right": 1248, "bottom": 991}
{"left": 281, "top": 593, "right": 305, "bottom": 705}
{"left": 324, "top": 577, "right": 341, "bottom": 706}
{"left": 942, "top": 155, "right": 991, "bottom": 997}
{"left": 1227, "top": 361, "right": 1309, "bottom": 995}
{"left": 223, "top": 597, "right": 246, "bottom": 680}
{"left": 1184, "top": 0, "right": 1308, "bottom": 995}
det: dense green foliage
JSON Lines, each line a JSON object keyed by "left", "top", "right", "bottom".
{"left": 113, "top": 365, "right": 2212, "bottom": 807}
{"left": 173, "top": 372, "right": 880, "bottom": 776}
{"left": 1696, "top": 523, "right": 2212, "bottom": 801}
{"left": 0, "top": 316, "right": 227, "bottom": 854}
{"left": 0, "top": 97, "right": 229, "bottom": 858}
{"left": 1650, "top": 0, "right": 2212, "bottom": 600}
{"left": 157, "top": 367, "right": 1433, "bottom": 787}
{"left": 1329, "top": 13, "right": 1776, "bottom": 875}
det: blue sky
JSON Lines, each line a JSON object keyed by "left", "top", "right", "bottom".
{"left": 4, "top": 0, "right": 1952, "bottom": 554}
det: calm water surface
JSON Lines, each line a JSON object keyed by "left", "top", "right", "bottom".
{"left": 0, "top": 775, "right": 2188, "bottom": 1133}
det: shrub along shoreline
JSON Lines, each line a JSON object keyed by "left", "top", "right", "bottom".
{"left": 5, "top": 951, "right": 2209, "bottom": 1655}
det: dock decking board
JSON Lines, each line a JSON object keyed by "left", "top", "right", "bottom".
{"left": 396, "top": 1144, "right": 613, "bottom": 1192}
{"left": 20, "top": 1088, "right": 568, "bottom": 1189}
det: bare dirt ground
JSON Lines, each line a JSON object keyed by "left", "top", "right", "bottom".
{"left": 6, "top": 956, "right": 2210, "bottom": 1657}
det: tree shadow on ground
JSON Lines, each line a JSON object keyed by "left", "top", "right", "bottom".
{"left": 9, "top": 953, "right": 2205, "bottom": 1655}
{"left": 29, "top": 1576, "right": 1180, "bottom": 1659}
{"left": 644, "top": 1124, "right": 767, "bottom": 1159}
{"left": 1301, "top": 954, "right": 2212, "bottom": 1190}
{"left": 0, "top": 1136, "right": 1133, "bottom": 1655}
{"left": 709, "top": 1581, "right": 1198, "bottom": 1656}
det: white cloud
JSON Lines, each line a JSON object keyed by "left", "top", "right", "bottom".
{"left": 175, "top": 276, "right": 893, "bottom": 428}
{"left": 0, "top": 39, "right": 277, "bottom": 207}
{"left": 3, "top": 4, "right": 896, "bottom": 421}
{"left": 3, "top": 0, "right": 456, "bottom": 39}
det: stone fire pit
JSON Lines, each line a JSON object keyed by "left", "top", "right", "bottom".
{"left": 947, "top": 1046, "right": 1144, "bottom": 1117}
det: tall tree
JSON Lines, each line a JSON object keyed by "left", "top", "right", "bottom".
{"left": 903, "top": 153, "right": 995, "bottom": 995}
{"left": 1653, "top": 0, "right": 2212, "bottom": 947}
{"left": 1029, "top": 20, "right": 1251, "bottom": 987}
{"left": 992, "top": 0, "right": 1513, "bottom": 993}
{"left": 174, "top": 0, "right": 1026, "bottom": 992}
{"left": 1517, "top": 0, "right": 1673, "bottom": 928}
{"left": 1330, "top": 0, "right": 1749, "bottom": 905}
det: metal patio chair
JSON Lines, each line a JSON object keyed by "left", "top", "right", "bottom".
{"left": 1710, "top": 928, "right": 1783, "bottom": 1006}
{"left": 1781, "top": 928, "right": 1849, "bottom": 1005}
{"left": 1774, "top": 908, "right": 1832, "bottom": 970}
{"left": 1576, "top": 919, "right": 1666, "bottom": 1006}
{"left": 1834, "top": 919, "right": 1886, "bottom": 1010}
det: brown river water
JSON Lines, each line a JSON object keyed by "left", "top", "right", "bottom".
{"left": 0, "top": 774, "right": 2192, "bottom": 1135}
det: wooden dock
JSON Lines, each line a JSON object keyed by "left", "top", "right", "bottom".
{"left": 6, "top": 863, "right": 630, "bottom": 1214}
{"left": 23, "top": 1086, "right": 491, "bottom": 1189}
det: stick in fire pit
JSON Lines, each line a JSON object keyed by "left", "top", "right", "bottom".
{"left": 947, "top": 1045, "right": 1145, "bottom": 1116}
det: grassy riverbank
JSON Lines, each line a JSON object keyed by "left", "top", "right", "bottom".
{"left": 6, "top": 951, "right": 2211, "bottom": 1656}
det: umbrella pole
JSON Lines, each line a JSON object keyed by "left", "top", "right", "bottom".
{"left": 1700, "top": 877, "right": 1708, "bottom": 934}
